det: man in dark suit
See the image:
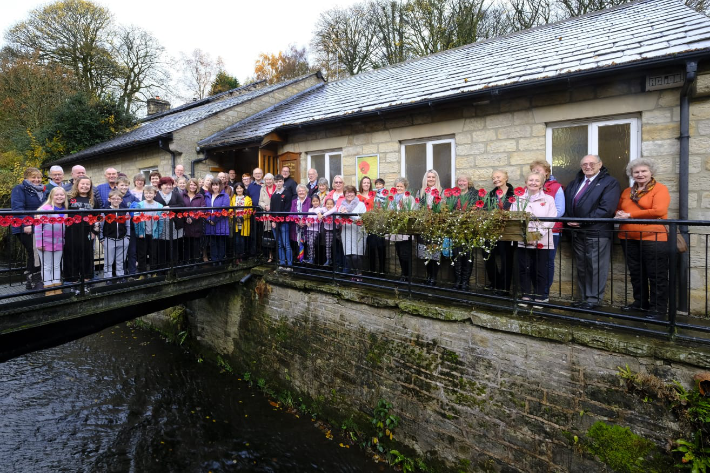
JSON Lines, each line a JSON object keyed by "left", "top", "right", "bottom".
{"left": 563, "top": 154, "right": 621, "bottom": 309}
{"left": 243, "top": 172, "right": 261, "bottom": 257}
{"left": 306, "top": 168, "right": 319, "bottom": 197}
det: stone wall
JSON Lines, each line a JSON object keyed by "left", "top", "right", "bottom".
{"left": 279, "top": 71, "right": 710, "bottom": 221}
{"left": 185, "top": 272, "right": 710, "bottom": 472}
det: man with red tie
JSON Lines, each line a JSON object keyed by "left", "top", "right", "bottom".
{"left": 564, "top": 154, "right": 621, "bottom": 309}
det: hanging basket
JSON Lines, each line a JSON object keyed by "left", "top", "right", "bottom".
{"left": 499, "top": 212, "right": 528, "bottom": 241}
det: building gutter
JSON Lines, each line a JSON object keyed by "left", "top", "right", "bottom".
{"left": 191, "top": 146, "right": 209, "bottom": 178}
{"left": 158, "top": 134, "right": 175, "bottom": 174}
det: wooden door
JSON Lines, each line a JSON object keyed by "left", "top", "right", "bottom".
{"left": 259, "top": 148, "right": 277, "bottom": 176}
{"left": 278, "top": 152, "right": 301, "bottom": 184}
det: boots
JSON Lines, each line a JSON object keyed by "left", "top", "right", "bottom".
{"left": 430, "top": 261, "right": 439, "bottom": 286}
{"left": 28, "top": 272, "right": 43, "bottom": 290}
{"left": 453, "top": 259, "right": 463, "bottom": 290}
{"left": 460, "top": 259, "right": 473, "bottom": 291}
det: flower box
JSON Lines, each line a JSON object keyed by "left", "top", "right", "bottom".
{"left": 499, "top": 212, "right": 528, "bottom": 241}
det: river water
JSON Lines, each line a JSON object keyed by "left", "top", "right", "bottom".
{"left": 0, "top": 323, "right": 383, "bottom": 472}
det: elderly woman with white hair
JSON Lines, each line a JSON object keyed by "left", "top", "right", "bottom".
{"left": 259, "top": 173, "right": 277, "bottom": 262}
{"left": 615, "top": 158, "right": 671, "bottom": 317}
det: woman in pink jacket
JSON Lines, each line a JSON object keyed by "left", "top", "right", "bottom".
{"left": 511, "top": 172, "right": 557, "bottom": 304}
{"left": 35, "top": 186, "right": 67, "bottom": 295}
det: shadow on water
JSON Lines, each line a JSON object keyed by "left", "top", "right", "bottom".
{"left": 0, "top": 323, "right": 386, "bottom": 472}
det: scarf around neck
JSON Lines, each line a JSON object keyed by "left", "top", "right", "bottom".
{"left": 630, "top": 178, "right": 656, "bottom": 202}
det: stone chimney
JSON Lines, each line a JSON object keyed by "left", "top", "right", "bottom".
{"left": 146, "top": 96, "right": 171, "bottom": 115}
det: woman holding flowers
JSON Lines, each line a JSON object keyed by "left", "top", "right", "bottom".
{"left": 339, "top": 185, "right": 367, "bottom": 279}
{"left": 417, "top": 170, "right": 443, "bottom": 285}
{"left": 510, "top": 172, "right": 557, "bottom": 305}
{"left": 529, "top": 160, "right": 565, "bottom": 292}
{"left": 357, "top": 176, "right": 375, "bottom": 211}
{"left": 484, "top": 170, "right": 516, "bottom": 293}
{"left": 451, "top": 174, "right": 477, "bottom": 290}
{"left": 388, "top": 177, "right": 416, "bottom": 281}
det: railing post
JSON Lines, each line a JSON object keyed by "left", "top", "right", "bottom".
{"left": 668, "top": 222, "right": 678, "bottom": 337}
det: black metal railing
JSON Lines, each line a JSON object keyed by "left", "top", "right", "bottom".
{"left": 2, "top": 207, "right": 709, "bottom": 342}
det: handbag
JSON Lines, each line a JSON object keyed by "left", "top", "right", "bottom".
{"left": 262, "top": 231, "right": 276, "bottom": 249}
{"left": 631, "top": 200, "right": 687, "bottom": 253}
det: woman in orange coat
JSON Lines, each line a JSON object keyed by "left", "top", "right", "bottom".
{"left": 615, "top": 158, "right": 670, "bottom": 317}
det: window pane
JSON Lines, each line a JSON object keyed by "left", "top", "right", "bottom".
{"left": 551, "top": 126, "right": 588, "bottom": 186}
{"left": 310, "top": 154, "right": 325, "bottom": 184}
{"left": 597, "top": 124, "right": 631, "bottom": 187}
{"left": 405, "top": 144, "right": 427, "bottom": 192}
{"left": 433, "top": 142, "right": 452, "bottom": 188}
{"left": 328, "top": 154, "right": 342, "bottom": 186}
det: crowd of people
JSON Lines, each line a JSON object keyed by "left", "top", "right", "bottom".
{"left": 9, "top": 155, "right": 671, "bottom": 317}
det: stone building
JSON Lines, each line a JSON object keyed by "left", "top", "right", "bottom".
{"left": 52, "top": 0, "right": 710, "bottom": 221}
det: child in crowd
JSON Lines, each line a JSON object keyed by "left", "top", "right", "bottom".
{"left": 117, "top": 176, "right": 139, "bottom": 277}
{"left": 132, "top": 185, "right": 163, "bottom": 278}
{"left": 304, "top": 194, "right": 323, "bottom": 264}
{"left": 131, "top": 174, "right": 145, "bottom": 200}
{"left": 368, "top": 178, "right": 388, "bottom": 273}
{"left": 101, "top": 190, "right": 130, "bottom": 282}
{"left": 35, "top": 187, "right": 66, "bottom": 295}
{"left": 318, "top": 197, "right": 337, "bottom": 266}
{"left": 373, "top": 178, "right": 386, "bottom": 208}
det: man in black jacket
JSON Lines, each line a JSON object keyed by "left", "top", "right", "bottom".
{"left": 281, "top": 166, "right": 298, "bottom": 200}
{"left": 563, "top": 154, "right": 621, "bottom": 309}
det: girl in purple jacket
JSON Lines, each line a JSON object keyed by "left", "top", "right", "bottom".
{"left": 35, "top": 187, "right": 66, "bottom": 294}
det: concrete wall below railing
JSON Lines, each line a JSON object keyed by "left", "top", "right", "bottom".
{"left": 178, "top": 268, "right": 710, "bottom": 472}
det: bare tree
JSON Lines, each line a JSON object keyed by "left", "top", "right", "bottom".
{"left": 451, "top": 0, "right": 492, "bottom": 46}
{"left": 112, "top": 25, "right": 170, "bottom": 115}
{"left": 5, "top": 0, "right": 116, "bottom": 96}
{"left": 178, "top": 49, "right": 223, "bottom": 101}
{"left": 312, "top": 4, "right": 378, "bottom": 79}
{"left": 506, "top": 0, "right": 555, "bottom": 31}
{"left": 404, "top": 0, "right": 457, "bottom": 56}
{"left": 368, "top": 0, "right": 410, "bottom": 67}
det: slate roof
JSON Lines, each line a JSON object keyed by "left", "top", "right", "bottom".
{"left": 199, "top": 0, "right": 710, "bottom": 149}
{"left": 51, "top": 73, "right": 322, "bottom": 165}
{"left": 138, "top": 80, "right": 267, "bottom": 123}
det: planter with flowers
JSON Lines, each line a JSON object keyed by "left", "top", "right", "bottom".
{"left": 361, "top": 186, "right": 531, "bottom": 258}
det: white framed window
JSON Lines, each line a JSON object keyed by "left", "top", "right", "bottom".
{"left": 307, "top": 150, "right": 342, "bottom": 187}
{"left": 400, "top": 137, "right": 456, "bottom": 190}
{"left": 545, "top": 116, "right": 640, "bottom": 187}
{"left": 140, "top": 166, "right": 159, "bottom": 183}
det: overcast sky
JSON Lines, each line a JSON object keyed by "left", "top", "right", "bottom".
{"left": 1, "top": 0, "right": 355, "bottom": 104}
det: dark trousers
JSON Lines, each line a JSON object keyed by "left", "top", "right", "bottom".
{"left": 485, "top": 240, "right": 515, "bottom": 291}
{"left": 518, "top": 248, "right": 551, "bottom": 300}
{"left": 209, "top": 236, "right": 227, "bottom": 262}
{"left": 155, "top": 238, "right": 177, "bottom": 269}
{"left": 621, "top": 239, "right": 669, "bottom": 313}
{"left": 572, "top": 233, "right": 612, "bottom": 304}
{"left": 547, "top": 233, "right": 560, "bottom": 292}
{"left": 184, "top": 237, "right": 202, "bottom": 264}
{"left": 235, "top": 234, "right": 246, "bottom": 257}
{"left": 367, "top": 234, "right": 386, "bottom": 273}
{"left": 136, "top": 235, "right": 154, "bottom": 272}
{"left": 248, "top": 217, "right": 258, "bottom": 256}
{"left": 16, "top": 232, "right": 40, "bottom": 274}
{"left": 395, "top": 240, "right": 411, "bottom": 278}
{"left": 125, "top": 234, "right": 138, "bottom": 275}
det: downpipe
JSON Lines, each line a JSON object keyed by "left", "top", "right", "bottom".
{"left": 678, "top": 60, "right": 697, "bottom": 313}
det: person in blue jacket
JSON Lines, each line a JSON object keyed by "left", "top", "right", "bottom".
{"left": 11, "top": 167, "right": 45, "bottom": 290}
{"left": 204, "top": 178, "right": 231, "bottom": 262}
